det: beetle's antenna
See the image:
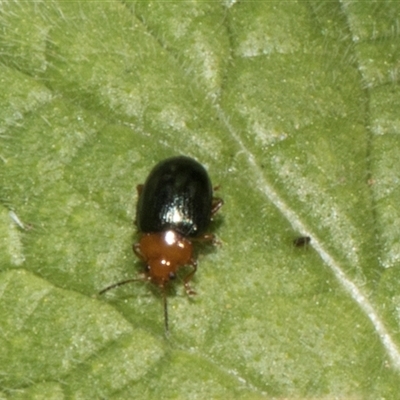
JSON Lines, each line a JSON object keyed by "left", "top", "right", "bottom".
{"left": 162, "top": 286, "right": 169, "bottom": 335}
{"left": 99, "top": 278, "right": 143, "bottom": 295}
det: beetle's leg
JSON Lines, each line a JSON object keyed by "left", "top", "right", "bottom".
{"left": 133, "top": 242, "right": 146, "bottom": 261}
{"left": 133, "top": 242, "right": 153, "bottom": 276}
{"left": 134, "top": 185, "right": 144, "bottom": 227}
{"left": 183, "top": 259, "right": 197, "bottom": 296}
{"left": 196, "top": 233, "right": 214, "bottom": 242}
{"left": 136, "top": 184, "right": 144, "bottom": 196}
{"left": 211, "top": 197, "right": 224, "bottom": 216}
{"left": 194, "top": 233, "right": 221, "bottom": 246}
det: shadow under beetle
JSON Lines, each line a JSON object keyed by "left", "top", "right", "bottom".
{"left": 100, "top": 156, "right": 223, "bottom": 334}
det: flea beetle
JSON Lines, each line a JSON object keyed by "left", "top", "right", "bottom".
{"left": 100, "top": 156, "right": 223, "bottom": 333}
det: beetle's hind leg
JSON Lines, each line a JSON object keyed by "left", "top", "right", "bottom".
{"left": 211, "top": 197, "right": 223, "bottom": 216}
{"left": 183, "top": 259, "right": 198, "bottom": 296}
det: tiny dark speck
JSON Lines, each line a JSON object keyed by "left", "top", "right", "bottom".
{"left": 293, "top": 236, "right": 311, "bottom": 247}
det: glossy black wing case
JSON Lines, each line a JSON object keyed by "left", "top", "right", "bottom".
{"left": 136, "top": 156, "right": 213, "bottom": 237}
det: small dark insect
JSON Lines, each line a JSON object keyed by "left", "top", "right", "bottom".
{"left": 100, "top": 156, "right": 223, "bottom": 333}
{"left": 293, "top": 236, "right": 311, "bottom": 247}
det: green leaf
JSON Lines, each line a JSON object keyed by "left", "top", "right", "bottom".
{"left": 1, "top": 1, "right": 400, "bottom": 398}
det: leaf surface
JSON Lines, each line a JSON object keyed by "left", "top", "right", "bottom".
{"left": 1, "top": 1, "right": 400, "bottom": 398}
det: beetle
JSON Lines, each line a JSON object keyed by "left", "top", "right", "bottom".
{"left": 100, "top": 156, "right": 223, "bottom": 333}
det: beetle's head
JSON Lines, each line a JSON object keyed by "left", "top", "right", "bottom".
{"left": 146, "top": 258, "right": 176, "bottom": 287}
